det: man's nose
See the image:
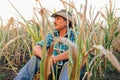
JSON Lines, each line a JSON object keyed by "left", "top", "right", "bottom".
{"left": 54, "top": 19, "right": 57, "bottom": 24}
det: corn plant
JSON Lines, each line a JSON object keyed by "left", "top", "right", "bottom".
{"left": 1, "top": 0, "right": 119, "bottom": 80}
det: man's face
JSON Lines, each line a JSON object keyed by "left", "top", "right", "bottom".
{"left": 54, "top": 16, "right": 67, "bottom": 30}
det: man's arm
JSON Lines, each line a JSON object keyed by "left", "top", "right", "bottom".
{"left": 52, "top": 51, "right": 69, "bottom": 64}
{"left": 33, "top": 44, "right": 69, "bottom": 64}
{"left": 33, "top": 45, "right": 42, "bottom": 58}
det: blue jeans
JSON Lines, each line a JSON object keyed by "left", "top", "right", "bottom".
{"left": 14, "top": 56, "right": 65, "bottom": 80}
{"left": 59, "top": 62, "right": 85, "bottom": 80}
{"left": 14, "top": 56, "right": 85, "bottom": 80}
{"left": 14, "top": 56, "right": 40, "bottom": 80}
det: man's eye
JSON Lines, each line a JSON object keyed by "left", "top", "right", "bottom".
{"left": 57, "top": 17, "right": 60, "bottom": 19}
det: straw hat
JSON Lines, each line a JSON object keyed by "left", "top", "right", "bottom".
{"left": 51, "top": 9, "right": 76, "bottom": 26}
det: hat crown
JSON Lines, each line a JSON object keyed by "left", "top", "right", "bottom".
{"left": 51, "top": 9, "right": 72, "bottom": 21}
{"left": 59, "top": 9, "right": 72, "bottom": 16}
{"left": 51, "top": 9, "right": 76, "bottom": 27}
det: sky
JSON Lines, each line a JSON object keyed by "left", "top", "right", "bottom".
{"left": 0, "top": 0, "right": 120, "bottom": 24}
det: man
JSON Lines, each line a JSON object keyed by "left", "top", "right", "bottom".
{"left": 14, "top": 9, "right": 83, "bottom": 80}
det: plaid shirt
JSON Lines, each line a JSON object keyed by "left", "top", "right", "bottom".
{"left": 37, "top": 29, "right": 75, "bottom": 65}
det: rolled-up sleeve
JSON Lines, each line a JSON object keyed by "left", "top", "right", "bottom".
{"left": 37, "top": 33, "right": 53, "bottom": 49}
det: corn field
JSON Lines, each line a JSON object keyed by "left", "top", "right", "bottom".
{"left": 0, "top": 0, "right": 120, "bottom": 80}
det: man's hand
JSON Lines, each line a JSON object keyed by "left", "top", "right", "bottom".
{"left": 51, "top": 55, "right": 57, "bottom": 64}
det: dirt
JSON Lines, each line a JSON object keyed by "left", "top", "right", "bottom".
{"left": 0, "top": 66, "right": 120, "bottom": 80}
{"left": 0, "top": 69, "right": 16, "bottom": 80}
{"left": 0, "top": 53, "right": 120, "bottom": 80}
{"left": 105, "top": 72, "right": 120, "bottom": 80}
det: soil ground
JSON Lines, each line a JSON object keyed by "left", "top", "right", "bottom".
{"left": 0, "top": 53, "right": 120, "bottom": 80}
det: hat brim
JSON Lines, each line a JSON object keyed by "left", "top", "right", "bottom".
{"left": 51, "top": 10, "right": 76, "bottom": 26}
{"left": 51, "top": 11, "right": 72, "bottom": 22}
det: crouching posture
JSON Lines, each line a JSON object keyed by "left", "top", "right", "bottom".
{"left": 14, "top": 9, "right": 85, "bottom": 80}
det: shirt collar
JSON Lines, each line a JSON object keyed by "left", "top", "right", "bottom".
{"left": 53, "top": 29, "right": 72, "bottom": 38}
